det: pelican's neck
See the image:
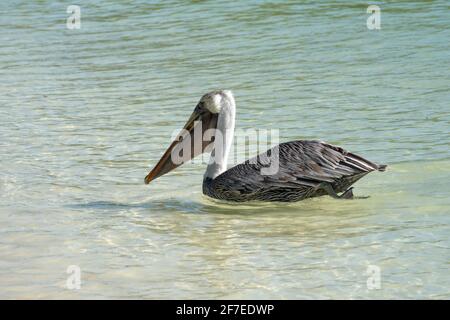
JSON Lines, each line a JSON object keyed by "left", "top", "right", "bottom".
{"left": 204, "top": 102, "right": 235, "bottom": 180}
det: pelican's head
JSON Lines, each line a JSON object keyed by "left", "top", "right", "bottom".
{"left": 200, "top": 90, "right": 235, "bottom": 114}
{"left": 144, "top": 90, "right": 234, "bottom": 184}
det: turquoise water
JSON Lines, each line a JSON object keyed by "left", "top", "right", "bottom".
{"left": 0, "top": 1, "right": 449, "bottom": 299}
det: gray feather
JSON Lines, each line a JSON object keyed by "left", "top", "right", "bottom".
{"left": 203, "top": 140, "right": 386, "bottom": 202}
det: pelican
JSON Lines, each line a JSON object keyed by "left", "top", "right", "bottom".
{"left": 145, "top": 90, "right": 386, "bottom": 202}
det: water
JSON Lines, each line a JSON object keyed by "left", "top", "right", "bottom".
{"left": 1, "top": 0, "right": 449, "bottom": 299}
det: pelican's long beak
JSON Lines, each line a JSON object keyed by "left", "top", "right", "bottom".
{"left": 144, "top": 106, "right": 218, "bottom": 184}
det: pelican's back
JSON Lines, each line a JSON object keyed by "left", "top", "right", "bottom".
{"left": 203, "top": 140, "right": 386, "bottom": 202}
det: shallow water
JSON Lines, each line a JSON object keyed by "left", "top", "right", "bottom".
{"left": 0, "top": 1, "right": 449, "bottom": 299}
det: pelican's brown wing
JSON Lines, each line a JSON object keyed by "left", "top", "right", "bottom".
{"left": 203, "top": 140, "right": 386, "bottom": 202}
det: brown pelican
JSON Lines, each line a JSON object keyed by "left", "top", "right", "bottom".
{"left": 145, "top": 90, "right": 386, "bottom": 202}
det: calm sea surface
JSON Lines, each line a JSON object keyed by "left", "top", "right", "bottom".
{"left": 0, "top": 1, "right": 449, "bottom": 299}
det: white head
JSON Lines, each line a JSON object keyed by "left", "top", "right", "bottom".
{"left": 200, "top": 90, "right": 235, "bottom": 114}
{"left": 145, "top": 90, "right": 236, "bottom": 184}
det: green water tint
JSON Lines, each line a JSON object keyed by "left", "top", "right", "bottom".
{"left": 0, "top": 1, "right": 448, "bottom": 299}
